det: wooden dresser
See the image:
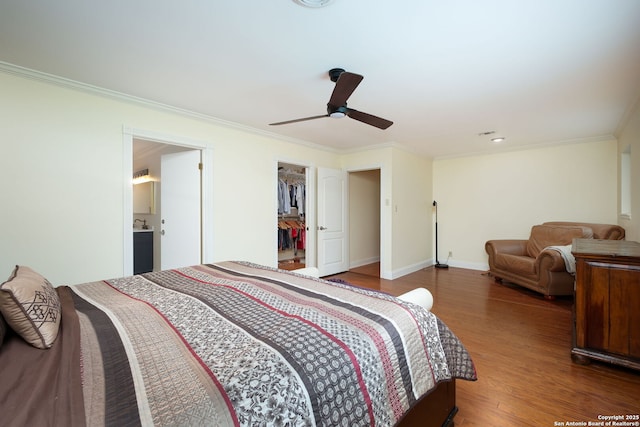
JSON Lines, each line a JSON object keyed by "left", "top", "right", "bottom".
{"left": 571, "top": 238, "right": 640, "bottom": 371}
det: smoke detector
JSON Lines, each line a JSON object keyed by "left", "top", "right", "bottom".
{"left": 293, "top": 0, "right": 335, "bottom": 8}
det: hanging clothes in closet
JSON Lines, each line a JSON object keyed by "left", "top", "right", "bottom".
{"left": 277, "top": 168, "right": 306, "bottom": 257}
{"left": 277, "top": 219, "right": 305, "bottom": 253}
{"left": 277, "top": 177, "right": 291, "bottom": 214}
{"left": 277, "top": 169, "right": 306, "bottom": 216}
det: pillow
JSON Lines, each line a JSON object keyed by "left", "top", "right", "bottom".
{"left": 0, "top": 266, "right": 61, "bottom": 349}
{"left": 398, "top": 288, "right": 434, "bottom": 311}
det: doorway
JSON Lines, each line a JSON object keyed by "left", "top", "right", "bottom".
{"left": 123, "top": 128, "right": 213, "bottom": 276}
{"left": 132, "top": 139, "right": 201, "bottom": 271}
{"left": 277, "top": 162, "right": 308, "bottom": 271}
{"left": 348, "top": 169, "right": 381, "bottom": 277}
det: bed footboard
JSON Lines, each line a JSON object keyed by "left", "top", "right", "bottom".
{"left": 396, "top": 380, "right": 457, "bottom": 427}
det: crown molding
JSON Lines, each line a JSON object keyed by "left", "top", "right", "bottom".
{"left": 3, "top": 61, "right": 612, "bottom": 161}
{"left": 432, "top": 134, "right": 616, "bottom": 161}
{"left": 0, "top": 61, "right": 338, "bottom": 154}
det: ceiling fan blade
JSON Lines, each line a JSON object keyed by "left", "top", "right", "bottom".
{"left": 269, "top": 114, "right": 329, "bottom": 126}
{"left": 346, "top": 109, "right": 393, "bottom": 130}
{"left": 328, "top": 72, "right": 363, "bottom": 107}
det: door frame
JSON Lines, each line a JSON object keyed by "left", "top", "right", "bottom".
{"left": 123, "top": 127, "right": 214, "bottom": 276}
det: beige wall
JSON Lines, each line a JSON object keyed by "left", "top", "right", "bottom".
{"left": 617, "top": 99, "right": 640, "bottom": 241}
{"left": 433, "top": 139, "right": 619, "bottom": 269}
{"left": 391, "top": 148, "right": 433, "bottom": 275}
{"left": 1, "top": 68, "right": 629, "bottom": 284}
{"left": 0, "top": 72, "right": 339, "bottom": 284}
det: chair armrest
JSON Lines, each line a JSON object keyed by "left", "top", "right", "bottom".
{"left": 536, "top": 248, "right": 569, "bottom": 272}
{"left": 485, "top": 239, "right": 528, "bottom": 257}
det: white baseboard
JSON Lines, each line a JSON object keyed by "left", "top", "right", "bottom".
{"left": 349, "top": 256, "right": 380, "bottom": 269}
{"left": 385, "top": 259, "right": 431, "bottom": 280}
{"left": 382, "top": 258, "right": 488, "bottom": 280}
{"left": 448, "top": 259, "right": 489, "bottom": 271}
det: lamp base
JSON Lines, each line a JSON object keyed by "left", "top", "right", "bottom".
{"left": 435, "top": 263, "right": 449, "bottom": 269}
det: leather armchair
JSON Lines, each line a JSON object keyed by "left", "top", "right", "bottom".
{"left": 485, "top": 222, "right": 625, "bottom": 298}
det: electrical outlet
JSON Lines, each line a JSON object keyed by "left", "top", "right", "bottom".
{"left": 448, "top": 251, "right": 453, "bottom": 258}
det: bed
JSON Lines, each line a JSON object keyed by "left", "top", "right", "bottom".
{"left": 0, "top": 262, "right": 476, "bottom": 427}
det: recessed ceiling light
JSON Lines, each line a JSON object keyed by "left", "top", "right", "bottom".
{"left": 491, "top": 137, "right": 506, "bottom": 143}
{"left": 293, "top": 0, "right": 335, "bottom": 7}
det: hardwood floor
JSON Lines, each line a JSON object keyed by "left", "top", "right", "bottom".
{"left": 326, "top": 264, "right": 640, "bottom": 427}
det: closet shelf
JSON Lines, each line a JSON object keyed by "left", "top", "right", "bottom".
{"left": 278, "top": 168, "right": 305, "bottom": 184}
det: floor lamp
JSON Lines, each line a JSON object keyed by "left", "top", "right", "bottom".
{"left": 433, "top": 200, "right": 448, "bottom": 269}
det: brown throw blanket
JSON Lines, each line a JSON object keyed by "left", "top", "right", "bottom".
{"left": 0, "top": 287, "right": 86, "bottom": 427}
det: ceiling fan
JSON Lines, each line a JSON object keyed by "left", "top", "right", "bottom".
{"left": 269, "top": 68, "right": 393, "bottom": 130}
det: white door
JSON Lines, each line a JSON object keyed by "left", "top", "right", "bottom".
{"left": 317, "top": 167, "right": 348, "bottom": 276}
{"left": 160, "top": 150, "right": 201, "bottom": 270}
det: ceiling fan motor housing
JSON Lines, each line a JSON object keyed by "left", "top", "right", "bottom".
{"left": 328, "top": 104, "right": 348, "bottom": 118}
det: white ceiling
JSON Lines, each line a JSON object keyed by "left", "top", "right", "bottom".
{"left": 2, "top": 0, "right": 640, "bottom": 158}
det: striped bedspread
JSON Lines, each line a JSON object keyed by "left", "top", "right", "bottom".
{"left": 70, "top": 261, "right": 476, "bottom": 426}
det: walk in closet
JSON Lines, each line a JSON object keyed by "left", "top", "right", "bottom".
{"left": 278, "top": 163, "right": 307, "bottom": 270}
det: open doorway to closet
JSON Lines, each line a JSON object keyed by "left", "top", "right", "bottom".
{"left": 348, "top": 169, "right": 381, "bottom": 277}
{"left": 277, "top": 162, "right": 308, "bottom": 271}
